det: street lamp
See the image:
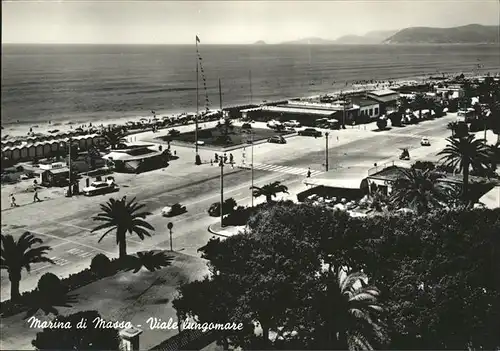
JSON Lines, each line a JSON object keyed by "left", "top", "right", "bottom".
{"left": 251, "top": 131, "right": 254, "bottom": 207}
{"left": 167, "top": 222, "right": 173, "bottom": 252}
{"left": 60, "top": 137, "right": 76, "bottom": 197}
{"left": 325, "top": 132, "right": 329, "bottom": 172}
{"left": 219, "top": 159, "right": 224, "bottom": 227}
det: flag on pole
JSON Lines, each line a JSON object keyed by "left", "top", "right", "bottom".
{"left": 196, "top": 35, "right": 200, "bottom": 43}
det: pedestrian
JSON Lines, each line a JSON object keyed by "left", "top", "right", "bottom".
{"left": 223, "top": 153, "right": 227, "bottom": 163}
{"left": 307, "top": 168, "right": 311, "bottom": 178}
{"left": 33, "top": 190, "right": 41, "bottom": 203}
{"left": 229, "top": 153, "right": 234, "bottom": 164}
{"left": 210, "top": 159, "right": 213, "bottom": 166}
{"left": 10, "top": 194, "right": 17, "bottom": 207}
{"left": 337, "top": 136, "right": 339, "bottom": 141}
{"left": 215, "top": 153, "right": 219, "bottom": 162}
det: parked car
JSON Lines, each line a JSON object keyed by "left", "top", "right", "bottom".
{"left": 268, "top": 136, "right": 286, "bottom": 144}
{"left": 82, "top": 181, "right": 118, "bottom": 196}
{"left": 267, "top": 120, "right": 282, "bottom": 129}
{"left": 298, "top": 128, "right": 322, "bottom": 137}
{"left": 420, "top": 137, "right": 431, "bottom": 146}
{"left": 162, "top": 203, "right": 187, "bottom": 217}
{"left": 284, "top": 120, "right": 301, "bottom": 128}
{"left": 241, "top": 123, "right": 252, "bottom": 129}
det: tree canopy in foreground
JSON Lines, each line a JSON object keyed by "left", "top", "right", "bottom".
{"left": 174, "top": 202, "right": 500, "bottom": 350}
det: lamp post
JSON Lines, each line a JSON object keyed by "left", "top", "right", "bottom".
{"left": 251, "top": 131, "right": 254, "bottom": 207}
{"left": 219, "top": 159, "right": 224, "bottom": 227}
{"left": 61, "top": 137, "right": 75, "bottom": 197}
{"left": 167, "top": 222, "right": 173, "bottom": 252}
{"left": 325, "top": 132, "right": 329, "bottom": 171}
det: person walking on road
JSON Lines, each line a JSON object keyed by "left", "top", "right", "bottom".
{"left": 214, "top": 153, "right": 219, "bottom": 163}
{"left": 10, "top": 194, "right": 17, "bottom": 207}
{"left": 229, "top": 153, "right": 234, "bottom": 164}
{"left": 33, "top": 190, "right": 41, "bottom": 203}
{"left": 307, "top": 168, "right": 311, "bottom": 178}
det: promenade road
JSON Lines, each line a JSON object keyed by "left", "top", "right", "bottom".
{"left": 0, "top": 114, "right": 457, "bottom": 300}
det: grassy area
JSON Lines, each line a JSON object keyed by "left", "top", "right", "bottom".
{"left": 158, "top": 126, "right": 292, "bottom": 149}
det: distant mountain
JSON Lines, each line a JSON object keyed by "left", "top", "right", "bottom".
{"left": 254, "top": 40, "right": 267, "bottom": 45}
{"left": 281, "top": 30, "right": 399, "bottom": 45}
{"left": 384, "top": 24, "right": 500, "bottom": 44}
{"left": 364, "top": 30, "right": 399, "bottom": 40}
{"left": 281, "top": 37, "right": 335, "bottom": 45}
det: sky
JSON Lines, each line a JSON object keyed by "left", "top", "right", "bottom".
{"left": 2, "top": 0, "right": 499, "bottom": 44}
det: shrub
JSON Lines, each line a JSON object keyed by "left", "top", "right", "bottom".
{"left": 90, "top": 254, "right": 112, "bottom": 277}
{"left": 38, "top": 273, "right": 65, "bottom": 296}
{"left": 223, "top": 206, "right": 255, "bottom": 226}
{"left": 411, "top": 161, "right": 435, "bottom": 172}
{"left": 376, "top": 118, "right": 388, "bottom": 130}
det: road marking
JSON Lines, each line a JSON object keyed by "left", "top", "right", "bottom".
{"left": 24, "top": 229, "right": 115, "bottom": 256}
{"left": 251, "top": 163, "right": 323, "bottom": 177}
{"left": 49, "top": 257, "right": 70, "bottom": 266}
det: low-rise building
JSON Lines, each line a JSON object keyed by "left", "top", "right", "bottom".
{"left": 102, "top": 145, "right": 170, "bottom": 173}
{"left": 366, "top": 89, "right": 400, "bottom": 114}
{"left": 348, "top": 96, "right": 381, "bottom": 122}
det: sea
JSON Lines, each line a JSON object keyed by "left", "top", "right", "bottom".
{"left": 2, "top": 44, "right": 499, "bottom": 126}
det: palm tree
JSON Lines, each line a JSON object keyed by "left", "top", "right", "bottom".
{"left": 1, "top": 232, "right": 54, "bottom": 301}
{"left": 390, "top": 168, "right": 455, "bottom": 214}
{"left": 412, "top": 93, "right": 427, "bottom": 120}
{"left": 91, "top": 197, "right": 154, "bottom": 259}
{"left": 322, "top": 269, "right": 387, "bottom": 350}
{"left": 217, "top": 118, "right": 233, "bottom": 137}
{"left": 438, "top": 136, "right": 492, "bottom": 201}
{"left": 101, "top": 128, "right": 125, "bottom": 149}
{"left": 251, "top": 181, "right": 289, "bottom": 203}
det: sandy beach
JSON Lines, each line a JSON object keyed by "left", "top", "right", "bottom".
{"left": 1, "top": 71, "right": 492, "bottom": 142}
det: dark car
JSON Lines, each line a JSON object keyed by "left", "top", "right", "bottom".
{"left": 241, "top": 123, "right": 252, "bottom": 129}
{"left": 298, "top": 128, "right": 322, "bottom": 137}
{"left": 268, "top": 136, "right": 286, "bottom": 144}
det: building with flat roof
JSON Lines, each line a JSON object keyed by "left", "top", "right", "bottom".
{"left": 366, "top": 89, "right": 399, "bottom": 114}
{"left": 102, "top": 145, "right": 170, "bottom": 173}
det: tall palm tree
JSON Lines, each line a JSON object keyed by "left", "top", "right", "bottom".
{"left": 438, "top": 135, "right": 492, "bottom": 201}
{"left": 251, "top": 181, "right": 289, "bottom": 203}
{"left": 322, "top": 269, "right": 387, "bottom": 350}
{"left": 390, "top": 168, "right": 455, "bottom": 214}
{"left": 217, "top": 118, "right": 234, "bottom": 137}
{"left": 1, "top": 232, "right": 54, "bottom": 301}
{"left": 412, "top": 93, "right": 427, "bottom": 120}
{"left": 91, "top": 197, "right": 154, "bottom": 259}
{"left": 101, "top": 128, "right": 125, "bottom": 149}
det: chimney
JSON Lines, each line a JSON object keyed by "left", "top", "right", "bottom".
{"left": 119, "top": 326, "right": 143, "bottom": 351}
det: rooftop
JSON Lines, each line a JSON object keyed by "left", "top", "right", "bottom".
{"left": 348, "top": 96, "right": 380, "bottom": 107}
{"left": 243, "top": 105, "right": 337, "bottom": 116}
{"left": 368, "top": 89, "right": 398, "bottom": 96}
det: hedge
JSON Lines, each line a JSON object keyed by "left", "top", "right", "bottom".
{"left": 0, "top": 255, "right": 124, "bottom": 318}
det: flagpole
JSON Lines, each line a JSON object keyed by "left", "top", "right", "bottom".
{"left": 195, "top": 36, "right": 199, "bottom": 161}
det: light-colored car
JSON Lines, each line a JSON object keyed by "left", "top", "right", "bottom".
{"left": 266, "top": 120, "right": 282, "bottom": 129}
{"left": 284, "top": 120, "right": 301, "bottom": 128}
{"left": 161, "top": 203, "right": 187, "bottom": 217}
{"left": 420, "top": 137, "right": 431, "bottom": 146}
{"left": 82, "top": 181, "right": 117, "bottom": 196}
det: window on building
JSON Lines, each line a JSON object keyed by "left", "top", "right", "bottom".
{"left": 369, "top": 108, "right": 373, "bottom": 116}
{"left": 374, "top": 107, "right": 379, "bottom": 115}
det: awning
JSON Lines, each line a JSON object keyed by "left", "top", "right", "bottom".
{"left": 478, "top": 186, "right": 500, "bottom": 209}
{"left": 303, "top": 177, "right": 368, "bottom": 189}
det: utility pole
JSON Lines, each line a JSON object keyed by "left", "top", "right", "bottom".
{"left": 167, "top": 222, "right": 173, "bottom": 252}
{"left": 251, "top": 131, "right": 254, "bottom": 207}
{"left": 68, "top": 138, "right": 72, "bottom": 197}
{"left": 249, "top": 70, "right": 253, "bottom": 104}
{"left": 325, "top": 132, "right": 329, "bottom": 171}
{"left": 219, "top": 160, "right": 224, "bottom": 227}
{"left": 219, "top": 78, "right": 222, "bottom": 114}
{"left": 194, "top": 36, "right": 200, "bottom": 164}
